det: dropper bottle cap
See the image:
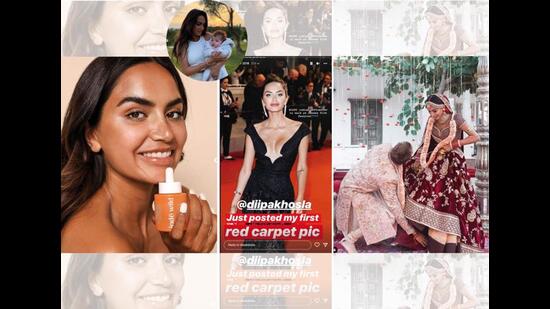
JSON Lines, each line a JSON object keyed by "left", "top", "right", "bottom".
{"left": 158, "top": 167, "right": 182, "bottom": 194}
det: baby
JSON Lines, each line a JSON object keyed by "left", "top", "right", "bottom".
{"left": 203, "top": 30, "right": 234, "bottom": 81}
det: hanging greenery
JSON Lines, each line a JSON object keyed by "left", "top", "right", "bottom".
{"left": 334, "top": 56, "right": 478, "bottom": 135}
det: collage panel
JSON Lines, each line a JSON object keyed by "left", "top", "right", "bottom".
{"left": 220, "top": 56, "right": 333, "bottom": 253}
{"left": 235, "top": 0, "right": 332, "bottom": 57}
{"left": 61, "top": 0, "right": 184, "bottom": 56}
{"left": 333, "top": 253, "right": 489, "bottom": 308}
{"left": 332, "top": 0, "right": 489, "bottom": 57}
{"left": 59, "top": 2, "right": 492, "bottom": 308}
{"left": 61, "top": 56, "right": 218, "bottom": 253}
{"left": 221, "top": 253, "right": 331, "bottom": 308}
{"left": 61, "top": 253, "right": 218, "bottom": 308}
{"left": 333, "top": 56, "right": 489, "bottom": 253}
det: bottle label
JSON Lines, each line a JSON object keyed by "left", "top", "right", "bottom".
{"left": 168, "top": 197, "right": 175, "bottom": 229}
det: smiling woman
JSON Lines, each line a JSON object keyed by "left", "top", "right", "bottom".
{"left": 62, "top": 254, "right": 185, "bottom": 309}
{"left": 62, "top": 1, "right": 182, "bottom": 56}
{"left": 61, "top": 57, "right": 216, "bottom": 253}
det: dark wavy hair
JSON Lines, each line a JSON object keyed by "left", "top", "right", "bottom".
{"left": 62, "top": 255, "right": 105, "bottom": 309}
{"left": 61, "top": 57, "right": 188, "bottom": 229}
{"left": 172, "top": 9, "right": 208, "bottom": 61}
{"left": 425, "top": 94, "right": 447, "bottom": 106}
{"left": 425, "top": 5, "right": 445, "bottom": 16}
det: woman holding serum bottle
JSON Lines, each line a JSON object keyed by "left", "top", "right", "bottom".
{"left": 61, "top": 57, "right": 216, "bottom": 253}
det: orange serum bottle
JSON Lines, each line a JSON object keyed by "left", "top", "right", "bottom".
{"left": 154, "top": 167, "right": 188, "bottom": 232}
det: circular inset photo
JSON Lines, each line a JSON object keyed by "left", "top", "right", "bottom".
{"left": 167, "top": 1, "right": 247, "bottom": 82}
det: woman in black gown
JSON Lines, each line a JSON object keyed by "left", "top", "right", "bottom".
{"left": 230, "top": 74, "right": 310, "bottom": 252}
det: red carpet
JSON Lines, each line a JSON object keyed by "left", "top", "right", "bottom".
{"left": 220, "top": 143, "right": 332, "bottom": 253}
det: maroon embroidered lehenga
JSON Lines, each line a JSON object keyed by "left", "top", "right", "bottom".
{"left": 403, "top": 113, "right": 486, "bottom": 253}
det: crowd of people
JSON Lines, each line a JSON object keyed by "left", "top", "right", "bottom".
{"left": 221, "top": 60, "right": 332, "bottom": 158}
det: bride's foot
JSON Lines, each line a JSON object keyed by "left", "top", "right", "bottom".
{"left": 340, "top": 237, "right": 358, "bottom": 253}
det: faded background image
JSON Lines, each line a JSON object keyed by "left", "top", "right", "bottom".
{"left": 333, "top": 253, "right": 489, "bottom": 309}
{"left": 61, "top": 253, "right": 218, "bottom": 309}
{"left": 61, "top": 0, "right": 187, "bottom": 56}
{"left": 230, "top": 0, "right": 331, "bottom": 56}
{"left": 221, "top": 253, "right": 331, "bottom": 308}
{"left": 61, "top": 57, "right": 219, "bottom": 217}
{"left": 333, "top": 0, "right": 489, "bottom": 56}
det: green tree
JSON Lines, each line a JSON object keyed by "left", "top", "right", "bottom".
{"left": 335, "top": 56, "right": 478, "bottom": 135}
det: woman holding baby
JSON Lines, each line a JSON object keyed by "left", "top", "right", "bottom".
{"left": 172, "top": 9, "right": 230, "bottom": 81}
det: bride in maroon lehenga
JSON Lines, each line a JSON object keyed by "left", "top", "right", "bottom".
{"left": 403, "top": 94, "right": 486, "bottom": 253}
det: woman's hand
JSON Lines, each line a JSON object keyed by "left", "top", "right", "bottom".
{"left": 157, "top": 193, "right": 217, "bottom": 253}
{"left": 230, "top": 195, "right": 240, "bottom": 214}
{"left": 211, "top": 52, "right": 229, "bottom": 62}
{"left": 200, "top": 61, "right": 212, "bottom": 71}
{"left": 292, "top": 197, "right": 304, "bottom": 214}
{"left": 442, "top": 143, "right": 453, "bottom": 152}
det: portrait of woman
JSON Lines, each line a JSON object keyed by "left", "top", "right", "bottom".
{"left": 253, "top": 3, "right": 302, "bottom": 56}
{"left": 171, "top": 8, "right": 230, "bottom": 81}
{"left": 62, "top": 0, "right": 181, "bottom": 56}
{"left": 230, "top": 74, "right": 310, "bottom": 252}
{"left": 403, "top": 94, "right": 485, "bottom": 253}
{"left": 422, "top": 258, "right": 480, "bottom": 309}
{"left": 62, "top": 254, "right": 186, "bottom": 309}
{"left": 61, "top": 57, "right": 216, "bottom": 253}
{"left": 422, "top": 4, "right": 479, "bottom": 56}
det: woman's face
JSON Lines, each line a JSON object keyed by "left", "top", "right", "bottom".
{"left": 221, "top": 78, "right": 229, "bottom": 89}
{"left": 90, "top": 1, "right": 180, "bottom": 55}
{"left": 425, "top": 12, "right": 447, "bottom": 30}
{"left": 427, "top": 105, "right": 446, "bottom": 121}
{"left": 425, "top": 266, "right": 446, "bottom": 285}
{"left": 92, "top": 254, "right": 185, "bottom": 309}
{"left": 262, "top": 81, "right": 288, "bottom": 113}
{"left": 262, "top": 8, "right": 288, "bottom": 41}
{"left": 89, "top": 62, "right": 187, "bottom": 185}
{"left": 192, "top": 15, "right": 206, "bottom": 39}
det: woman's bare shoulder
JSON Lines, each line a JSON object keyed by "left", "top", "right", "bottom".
{"left": 287, "top": 45, "right": 302, "bottom": 55}
{"left": 61, "top": 204, "right": 134, "bottom": 253}
{"left": 253, "top": 48, "right": 266, "bottom": 56}
{"left": 288, "top": 119, "right": 303, "bottom": 129}
{"left": 253, "top": 119, "right": 269, "bottom": 130}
